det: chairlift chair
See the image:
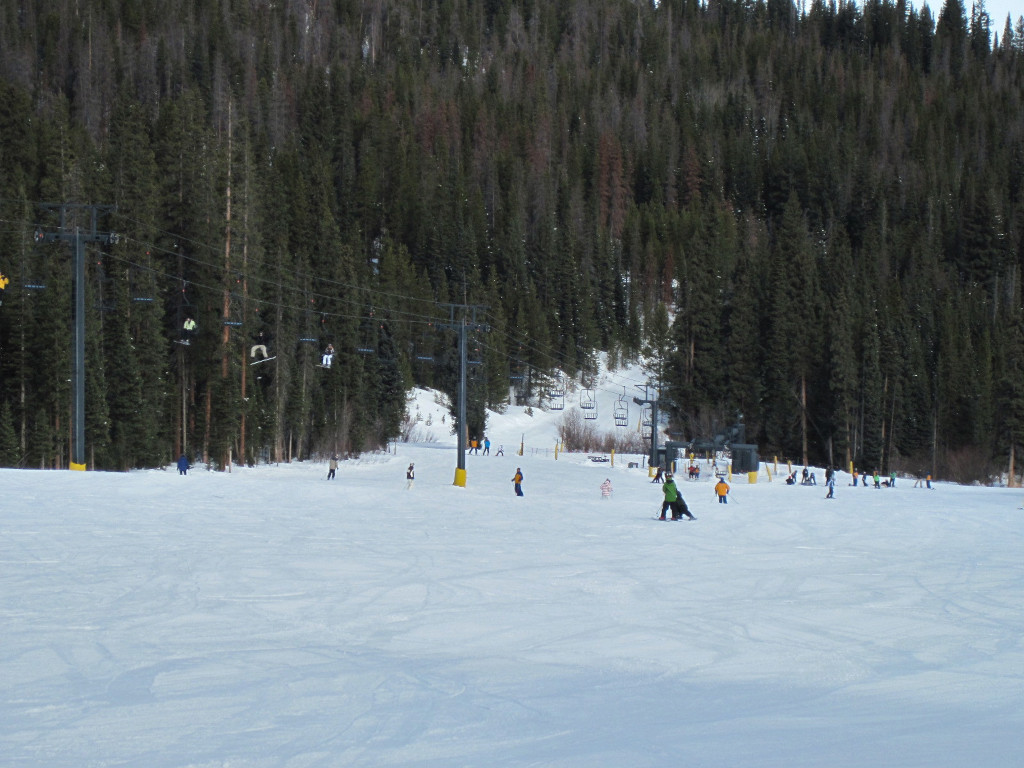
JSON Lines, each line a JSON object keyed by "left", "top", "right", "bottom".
{"left": 641, "top": 405, "right": 653, "bottom": 438}
{"left": 21, "top": 245, "right": 47, "bottom": 291}
{"left": 129, "top": 264, "right": 155, "bottom": 303}
{"left": 613, "top": 395, "right": 629, "bottom": 427}
{"left": 582, "top": 398, "right": 598, "bottom": 421}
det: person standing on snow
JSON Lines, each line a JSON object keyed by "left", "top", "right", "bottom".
{"left": 600, "top": 478, "right": 613, "bottom": 499}
{"left": 177, "top": 454, "right": 190, "bottom": 475}
{"left": 825, "top": 473, "right": 836, "bottom": 499}
{"left": 660, "top": 473, "right": 695, "bottom": 519}
{"left": 512, "top": 467, "right": 524, "bottom": 496}
{"left": 406, "top": 463, "right": 415, "bottom": 490}
{"left": 715, "top": 477, "right": 730, "bottom": 504}
{"left": 327, "top": 455, "right": 338, "bottom": 480}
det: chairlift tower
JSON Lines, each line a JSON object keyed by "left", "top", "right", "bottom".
{"left": 438, "top": 303, "right": 488, "bottom": 487}
{"left": 35, "top": 203, "right": 118, "bottom": 470}
{"left": 633, "top": 382, "right": 660, "bottom": 467}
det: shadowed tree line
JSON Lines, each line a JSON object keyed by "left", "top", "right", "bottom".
{"left": 1, "top": 0, "right": 1023, "bottom": 481}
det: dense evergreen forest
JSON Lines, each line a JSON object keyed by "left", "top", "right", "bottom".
{"left": 2, "top": 0, "right": 1024, "bottom": 480}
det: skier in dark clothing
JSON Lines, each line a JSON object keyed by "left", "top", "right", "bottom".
{"left": 177, "top": 454, "right": 189, "bottom": 475}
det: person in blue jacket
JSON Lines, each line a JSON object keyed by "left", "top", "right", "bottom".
{"left": 177, "top": 454, "right": 190, "bottom": 475}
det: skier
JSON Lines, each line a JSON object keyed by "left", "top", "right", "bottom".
{"left": 327, "top": 455, "right": 338, "bottom": 480}
{"left": 715, "top": 477, "right": 730, "bottom": 504}
{"left": 182, "top": 316, "right": 197, "bottom": 344}
{"left": 495, "top": 445, "right": 505, "bottom": 456}
{"left": 825, "top": 473, "right": 836, "bottom": 499}
{"left": 177, "top": 454, "right": 190, "bottom": 476}
{"left": 406, "top": 463, "right": 415, "bottom": 490}
{"left": 600, "top": 478, "right": 613, "bottom": 499}
{"left": 512, "top": 467, "right": 524, "bottom": 496}
{"left": 321, "top": 344, "right": 335, "bottom": 368}
{"left": 483, "top": 436, "right": 490, "bottom": 455}
{"left": 651, "top": 466, "right": 664, "bottom": 484}
{"left": 873, "top": 471, "right": 881, "bottom": 489}
{"left": 660, "top": 473, "right": 695, "bottom": 520}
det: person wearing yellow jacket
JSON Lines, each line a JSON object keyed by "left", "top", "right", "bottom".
{"left": 0, "top": 271, "right": 8, "bottom": 305}
{"left": 512, "top": 468, "right": 524, "bottom": 496}
{"left": 715, "top": 477, "right": 730, "bottom": 504}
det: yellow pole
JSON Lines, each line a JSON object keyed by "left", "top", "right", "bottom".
{"left": 610, "top": 449, "right": 615, "bottom": 467}
{"left": 453, "top": 467, "right": 467, "bottom": 487}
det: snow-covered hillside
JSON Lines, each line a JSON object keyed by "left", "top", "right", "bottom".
{"left": 3, "top": 372, "right": 1024, "bottom": 767}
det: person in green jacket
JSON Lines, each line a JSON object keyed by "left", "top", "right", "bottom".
{"left": 660, "top": 474, "right": 695, "bottom": 520}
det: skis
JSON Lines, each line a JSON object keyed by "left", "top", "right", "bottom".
{"left": 249, "top": 356, "right": 277, "bottom": 365}
{"left": 651, "top": 516, "right": 696, "bottom": 521}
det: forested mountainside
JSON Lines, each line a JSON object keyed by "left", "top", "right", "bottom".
{"left": 1, "top": 0, "right": 1023, "bottom": 478}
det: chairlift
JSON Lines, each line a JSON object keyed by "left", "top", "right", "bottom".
{"left": 92, "top": 256, "right": 116, "bottom": 311}
{"left": 299, "top": 306, "right": 324, "bottom": 343}
{"left": 175, "top": 280, "right": 198, "bottom": 344}
{"left": 582, "top": 398, "right": 598, "bottom": 421}
{"left": 22, "top": 242, "right": 47, "bottom": 291}
{"left": 641, "top": 405, "right": 653, "bottom": 439}
{"left": 613, "top": 392, "right": 629, "bottom": 427}
{"left": 547, "top": 374, "right": 565, "bottom": 411}
{"left": 129, "top": 263, "right": 155, "bottom": 303}
{"left": 580, "top": 388, "right": 596, "bottom": 410}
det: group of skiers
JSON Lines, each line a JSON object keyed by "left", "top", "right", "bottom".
{"left": 468, "top": 436, "right": 502, "bottom": 455}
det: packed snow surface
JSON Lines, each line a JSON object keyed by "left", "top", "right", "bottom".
{"left": 3, "top": 391, "right": 1024, "bottom": 767}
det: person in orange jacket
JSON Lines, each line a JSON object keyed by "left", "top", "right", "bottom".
{"left": 715, "top": 477, "right": 730, "bottom": 504}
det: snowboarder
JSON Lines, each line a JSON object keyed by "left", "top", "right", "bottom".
{"left": 250, "top": 329, "right": 271, "bottom": 359}
{"left": 512, "top": 468, "right": 524, "bottom": 496}
{"left": 715, "top": 477, "right": 730, "bottom": 504}
{"left": 600, "top": 478, "right": 613, "bottom": 499}
{"left": 406, "top": 463, "right": 415, "bottom": 490}
{"left": 327, "top": 455, "right": 338, "bottom": 480}
{"left": 651, "top": 466, "right": 664, "bottom": 484}
{"left": 177, "top": 454, "right": 189, "bottom": 476}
